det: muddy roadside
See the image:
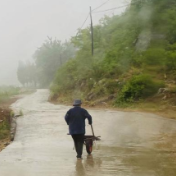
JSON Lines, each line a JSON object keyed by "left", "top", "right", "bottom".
{"left": 0, "top": 95, "right": 23, "bottom": 152}
{"left": 49, "top": 95, "right": 176, "bottom": 121}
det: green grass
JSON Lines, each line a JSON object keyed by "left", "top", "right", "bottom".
{"left": 0, "top": 118, "right": 10, "bottom": 140}
{"left": 0, "top": 86, "right": 20, "bottom": 140}
{"left": 0, "top": 86, "right": 20, "bottom": 103}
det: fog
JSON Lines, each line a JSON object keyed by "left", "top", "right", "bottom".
{"left": 0, "top": 0, "right": 128, "bottom": 86}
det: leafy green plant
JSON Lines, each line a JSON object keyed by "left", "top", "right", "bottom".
{"left": 19, "top": 110, "right": 24, "bottom": 116}
{"left": 10, "top": 111, "right": 14, "bottom": 117}
{"left": 0, "top": 119, "right": 10, "bottom": 140}
{"left": 116, "top": 74, "right": 164, "bottom": 104}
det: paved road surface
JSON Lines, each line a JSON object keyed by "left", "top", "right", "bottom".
{"left": 0, "top": 90, "right": 176, "bottom": 176}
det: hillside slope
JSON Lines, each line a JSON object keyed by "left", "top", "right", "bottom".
{"left": 51, "top": 0, "right": 176, "bottom": 119}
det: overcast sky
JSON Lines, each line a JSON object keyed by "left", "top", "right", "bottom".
{"left": 0, "top": 0, "right": 130, "bottom": 85}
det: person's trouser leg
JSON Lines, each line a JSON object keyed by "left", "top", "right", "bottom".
{"left": 72, "top": 134, "right": 84, "bottom": 158}
{"left": 72, "top": 135, "right": 78, "bottom": 154}
{"left": 77, "top": 134, "right": 84, "bottom": 158}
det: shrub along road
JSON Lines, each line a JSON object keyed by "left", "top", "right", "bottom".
{"left": 0, "top": 96, "right": 20, "bottom": 152}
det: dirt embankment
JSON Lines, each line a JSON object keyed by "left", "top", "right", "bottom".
{"left": 0, "top": 108, "right": 11, "bottom": 152}
{"left": 0, "top": 96, "right": 19, "bottom": 152}
{"left": 50, "top": 91, "right": 176, "bottom": 121}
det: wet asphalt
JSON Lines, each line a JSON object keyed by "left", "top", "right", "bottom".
{"left": 0, "top": 89, "right": 176, "bottom": 176}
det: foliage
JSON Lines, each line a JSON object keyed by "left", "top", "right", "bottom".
{"left": 0, "top": 108, "right": 11, "bottom": 140}
{"left": 116, "top": 74, "right": 164, "bottom": 104}
{"left": 17, "top": 61, "right": 37, "bottom": 87}
{"left": 19, "top": 110, "right": 23, "bottom": 116}
{"left": 34, "top": 38, "right": 76, "bottom": 88}
{"left": 0, "top": 118, "right": 10, "bottom": 140}
{"left": 48, "top": 0, "right": 176, "bottom": 105}
{"left": 17, "top": 38, "right": 76, "bottom": 88}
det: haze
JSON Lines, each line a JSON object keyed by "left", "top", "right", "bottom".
{"left": 0, "top": 0, "right": 128, "bottom": 86}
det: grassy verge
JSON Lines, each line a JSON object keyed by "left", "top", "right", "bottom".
{"left": 0, "top": 86, "right": 22, "bottom": 152}
{"left": 0, "top": 108, "right": 11, "bottom": 152}
{"left": 123, "top": 100, "right": 176, "bottom": 120}
{"left": 0, "top": 116, "right": 10, "bottom": 140}
{"left": 0, "top": 86, "right": 20, "bottom": 104}
{"left": 50, "top": 93, "right": 176, "bottom": 120}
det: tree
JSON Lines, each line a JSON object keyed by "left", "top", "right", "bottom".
{"left": 33, "top": 38, "right": 76, "bottom": 87}
{"left": 17, "top": 61, "right": 26, "bottom": 86}
{"left": 17, "top": 61, "right": 37, "bottom": 87}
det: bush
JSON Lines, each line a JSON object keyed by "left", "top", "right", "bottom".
{"left": 102, "top": 79, "right": 120, "bottom": 94}
{"left": 116, "top": 74, "right": 164, "bottom": 103}
{"left": 0, "top": 119, "right": 10, "bottom": 140}
{"left": 143, "top": 48, "right": 166, "bottom": 66}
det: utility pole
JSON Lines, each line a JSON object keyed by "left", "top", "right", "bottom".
{"left": 90, "top": 6, "right": 94, "bottom": 56}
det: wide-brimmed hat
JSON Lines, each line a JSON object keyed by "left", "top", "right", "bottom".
{"left": 73, "top": 99, "right": 82, "bottom": 106}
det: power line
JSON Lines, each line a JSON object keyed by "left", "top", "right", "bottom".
{"left": 92, "top": 3, "right": 131, "bottom": 14}
{"left": 76, "top": 13, "right": 90, "bottom": 36}
{"left": 76, "top": 1, "right": 131, "bottom": 34}
{"left": 79, "top": 13, "right": 90, "bottom": 30}
{"left": 76, "top": 1, "right": 136, "bottom": 36}
{"left": 92, "top": 0, "right": 146, "bottom": 14}
{"left": 92, "top": 0, "right": 111, "bottom": 12}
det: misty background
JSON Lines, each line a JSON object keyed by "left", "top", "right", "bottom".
{"left": 0, "top": 0, "right": 128, "bottom": 86}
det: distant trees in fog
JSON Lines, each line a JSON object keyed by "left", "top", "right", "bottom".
{"left": 17, "top": 38, "right": 76, "bottom": 88}
{"left": 17, "top": 61, "right": 37, "bottom": 87}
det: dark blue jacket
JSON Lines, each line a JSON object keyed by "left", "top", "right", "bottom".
{"left": 65, "top": 106, "right": 92, "bottom": 135}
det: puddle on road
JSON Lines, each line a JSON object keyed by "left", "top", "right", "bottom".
{"left": 74, "top": 134, "right": 176, "bottom": 176}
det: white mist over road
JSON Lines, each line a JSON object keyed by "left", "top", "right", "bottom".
{"left": 0, "top": 89, "right": 176, "bottom": 175}
{"left": 0, "top": 0, "right": 128, "bottom": 85}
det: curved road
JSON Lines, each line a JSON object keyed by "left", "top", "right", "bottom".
{"left": 0, "top": 90, "right": 176, "bottom": 176}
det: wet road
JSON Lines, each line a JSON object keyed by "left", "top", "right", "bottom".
{"left": 0, "top": 89, "right": 176, "bottom": 176}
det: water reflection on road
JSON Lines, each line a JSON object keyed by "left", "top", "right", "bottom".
{"left": 0, "top": 90, "right": 176, "bottom": 176}
{"left": 75, "top": 143, "right": 176, "bottom": 176}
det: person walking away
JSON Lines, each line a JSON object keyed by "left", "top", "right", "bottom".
{"left": 65, "top": 100, "right": 92, "bottom": 159}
